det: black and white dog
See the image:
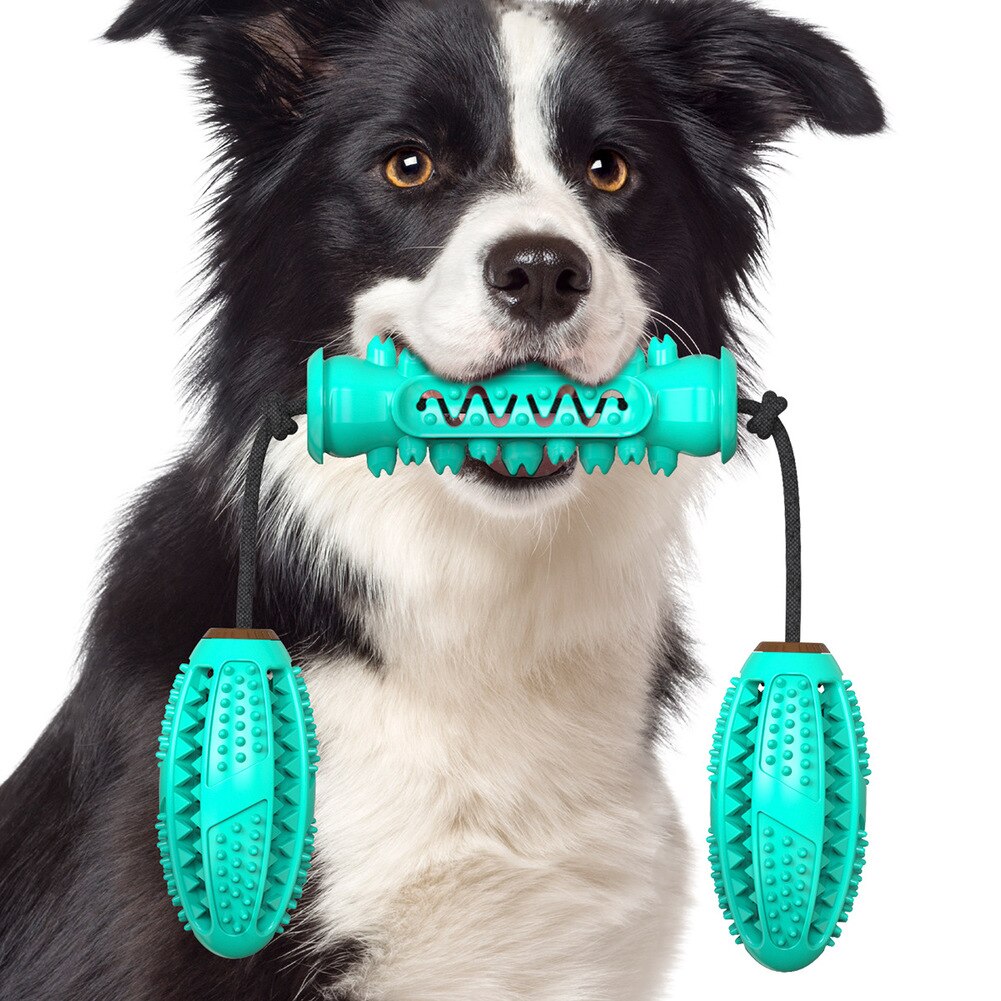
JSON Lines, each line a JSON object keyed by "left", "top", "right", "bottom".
{"left": 0, "top": 2, "right": 882, "bottom": 998}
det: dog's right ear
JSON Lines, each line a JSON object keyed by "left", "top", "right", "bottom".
{"left": 105, "top": 1, "right": 340, "bottom": 149}
{"left": 651, "top": 0, "right": 885, "bottom": 145}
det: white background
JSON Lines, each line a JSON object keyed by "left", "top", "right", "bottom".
{"left": 2, "top": 2, "right": 997, "bottom": 997}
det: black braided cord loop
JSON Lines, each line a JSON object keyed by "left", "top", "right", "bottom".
{"left": 738, "top": 393, "right": 802, "bottom": 644}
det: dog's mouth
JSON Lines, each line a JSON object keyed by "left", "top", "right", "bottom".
{"left": 375, "top": 335, "right": 588, "bottom": 490}
{"left": 460, "top": 451, "right": 578, "bottom": 490}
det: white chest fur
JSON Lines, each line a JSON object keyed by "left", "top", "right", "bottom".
{"left": 256, "top": 444, "right": 701, "bottom": 999}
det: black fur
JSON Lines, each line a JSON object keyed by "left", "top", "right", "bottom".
{"left": 0, "top": 2, "right": 882, "bottom": 997}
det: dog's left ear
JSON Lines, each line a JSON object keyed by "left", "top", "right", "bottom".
{"left": 105, "top": 1, "right": 336, "bottom": 148}
{"left": 654, "top": 0, "right": 885, "bottom": 144}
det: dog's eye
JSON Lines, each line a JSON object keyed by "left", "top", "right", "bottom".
{"left": 587, "top": 149, "right": 629, "bottom": 193}
{"left": 384, "top": 148, "right": 434, "bottom": 188}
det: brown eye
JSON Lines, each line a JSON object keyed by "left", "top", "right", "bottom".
{"left": 384, "top": 148, "right": 434, "bottom": 188}
{"left": 587, "top": 149, "right": 629, "bottom": 193}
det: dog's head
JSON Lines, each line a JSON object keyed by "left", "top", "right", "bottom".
{"left": 108, "top": 0, "right": 882, "bottom": 512}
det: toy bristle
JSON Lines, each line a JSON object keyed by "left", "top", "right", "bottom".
{"left": 157, "top": 666, "right": 211, "bottom": 935}
{"left": 708, "top": 681, "right": 762, "bottom": 946}
{"left": 809, "top": 681, "right": 869, "bottom": 947}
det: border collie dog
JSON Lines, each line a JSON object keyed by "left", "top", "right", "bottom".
{"left": 0, "top": 2, "right": 882, "bottom": 998}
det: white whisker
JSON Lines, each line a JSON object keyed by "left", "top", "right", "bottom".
{"left": 648, "top": 307, "right": 701, "bottom": 357}
{"left": 622, "top": 254, "right": 660, "bottom": 276}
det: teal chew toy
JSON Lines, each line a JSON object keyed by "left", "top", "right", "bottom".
{"left": 157, "top": 628, "right": 319, "bottom": 959}
{"left": 154, "top": 331, "right": 868, "bottom": 972}
{"left": 306, "top": 334, "right": 737, "bottom": 476}
{"left": 708, "top": 643, "right": 869, "bottom": 972}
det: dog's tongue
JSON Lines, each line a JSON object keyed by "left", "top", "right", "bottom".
{"left": 488, "top": 452, "right": 568, "bottom": 478}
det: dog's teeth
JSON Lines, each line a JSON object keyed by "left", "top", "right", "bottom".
{"left": 398, "top": 436, "right": 427, "bottom": 465}
{"left": 617, "top": 437, "right": 646, "bottom": 465}
{"left": 579, "top": 442, "right": 615, "bottom": 474}
{"left": 468, "top": 439, "right": 499, "bottom": 464}
{"left": 429, "top": 442, "right": 465, "bottom": 474}
{"left": 648, "top": 445, "right": 678, "bottom": 476}
{"left": 546, "top": 439, "right": 576, "bottom": 465}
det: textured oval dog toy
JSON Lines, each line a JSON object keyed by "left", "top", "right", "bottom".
{"left": 156, "top": 629, "right": 319, "bottom": 958}
{"left": 708, "top": 644, "right": 869, "bottom": 972}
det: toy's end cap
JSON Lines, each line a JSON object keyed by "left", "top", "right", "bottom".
{"left": 755, "top": 641, "right": 829, "bottom": 654}
{"left": 306, "top": 348, "right": 325, "bottom": 464}
{"left": 719, "top": 347, "right": 738, "bottom": 463}
{"left": 205, "top": 627, "right": 280, "bottom": 641}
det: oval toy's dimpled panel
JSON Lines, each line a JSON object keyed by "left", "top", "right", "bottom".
{"left": 707, "top": 649, "right": 869, "bottom": 973}
{"left": 158, "top": 636, "right": 319, "bottom": 959}
{"left": 760, "top": 675, "right": 821, "bottom": 799}
{"left": 209, "top": 802, "right": 269, "bottom": 938}
{"left": 758, "top": 816, "right": 816, "bottom": 950}
{"left": 205, "top": 662, "right": 270, "bottom": 784}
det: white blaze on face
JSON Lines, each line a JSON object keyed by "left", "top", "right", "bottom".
{"left": 351, "top": 4, "right": 648, "bottom": 384}
{"left": 503, "top": 4, "right": 564, "bottom": 190}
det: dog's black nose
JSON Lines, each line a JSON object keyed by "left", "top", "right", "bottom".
{"left": 484, "top": 235, "right": 591, "bottom": 327}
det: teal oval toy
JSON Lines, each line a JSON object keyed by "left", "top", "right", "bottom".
{"left": 156, "top": 629, "right": 319, "bottom": 959}
{"left": 708, "top": 643, "right": 870, "bottom": 971}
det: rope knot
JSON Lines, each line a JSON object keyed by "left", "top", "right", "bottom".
{"left": 261, "top": 393, "right": 299, "bottom": 442}
{"left": 745, "top": 391, "right": 788, "bottom": 440}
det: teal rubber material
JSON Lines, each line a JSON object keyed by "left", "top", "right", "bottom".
{"left": 307, "top": 334, "right": 737, "bottom": 476}
{"left": 156, "top": 632, "right": 320, "bottom": 959}
{"left": 708, "top": 647, "right": 870, "bottom": 972}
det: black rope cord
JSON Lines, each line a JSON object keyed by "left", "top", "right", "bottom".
{"left": 233, "top": 389, "right": 802, "bottom": 642}
{"left": 236, "top": 394, "right": 306, "bottom": 628}
{"left": 739, "top": 392, "right": 802, "bottom": 643}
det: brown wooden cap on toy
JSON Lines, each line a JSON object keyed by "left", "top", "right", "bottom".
{"left": 204, "top": 627, "right": 281, "bottom": 641}
{"left": 755, "top": 641, "right": 830, "bottom": 654}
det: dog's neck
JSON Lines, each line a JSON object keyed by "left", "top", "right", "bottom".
{"left": 258, "top": 439, "right": 703, "bottom": 692}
